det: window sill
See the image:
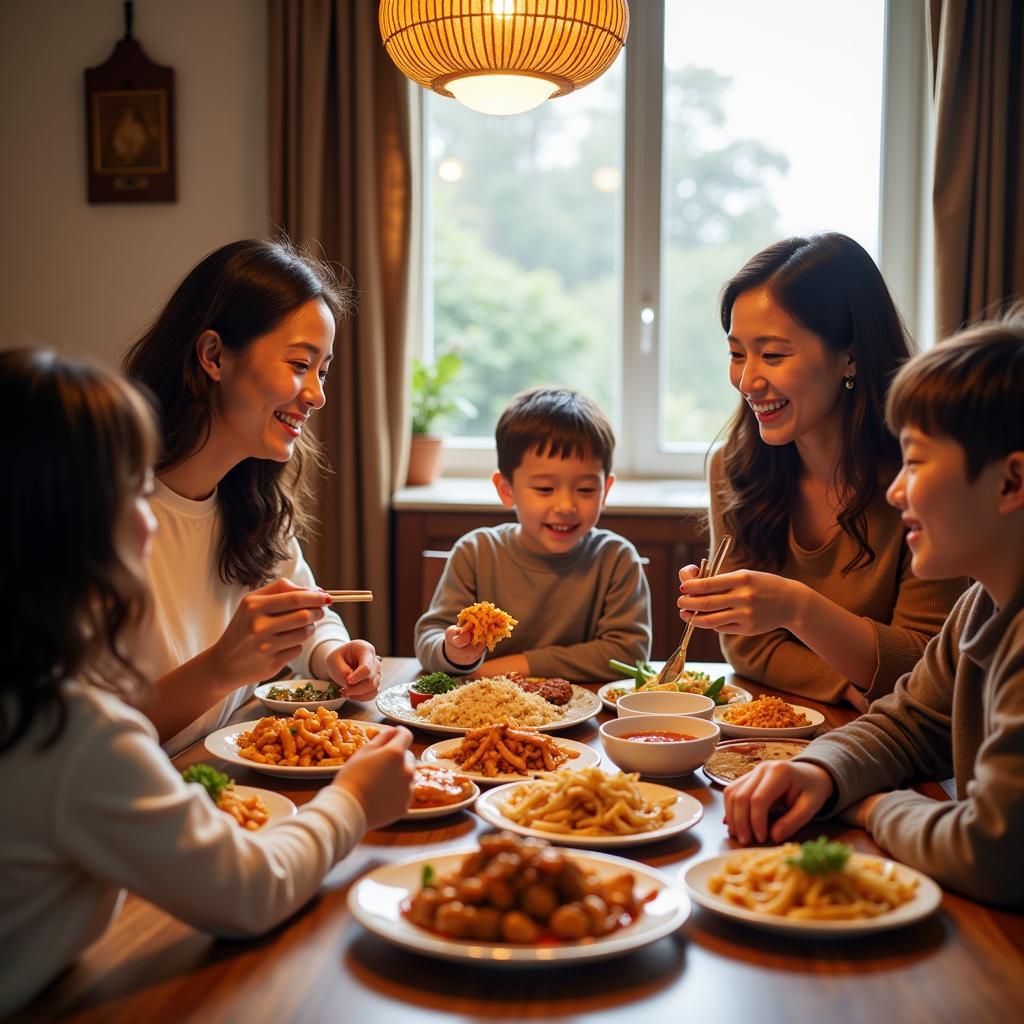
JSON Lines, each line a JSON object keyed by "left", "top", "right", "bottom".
{"left": 392, "top": 476, "right": 709, "bottom": 516}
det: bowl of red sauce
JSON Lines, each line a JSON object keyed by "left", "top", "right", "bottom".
{"left": 599, "top": 714, "right": 720, "bottom": 778}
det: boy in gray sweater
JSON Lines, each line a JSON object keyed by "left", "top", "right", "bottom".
{"left": 414, "top": 388, "right": 651, "bottom": 683}
{"left": 723, "top": 311, "right": 1024, "bottom": 907}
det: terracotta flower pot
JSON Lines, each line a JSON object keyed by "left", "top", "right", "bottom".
{"left": 406, "top": 434, "right": 443, "bottom": 486}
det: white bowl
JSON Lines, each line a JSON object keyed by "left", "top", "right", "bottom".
{"left": 599, "top": 714, "right": 720, "bottom": 779}
{"left": 254, "top": 679, "right": 347, "bottom": 714}
{"left": 616, "top": 690, "right": 716, "bottom": 720}
{"left": 712, "top": 702, "right": 824, "bottom": 739}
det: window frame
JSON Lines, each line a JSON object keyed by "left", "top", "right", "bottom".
{"left": 419, "top": 0, "right": 929, "bottom": 481}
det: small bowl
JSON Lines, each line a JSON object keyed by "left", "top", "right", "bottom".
{"left": 254, "top": 680, "right": 347, "bottom": 714}
{"left": 616, "top": 690, "right": 716, "bottom": 721}
{"left": 599, "top": 714, "right": 720, "bottom": 778}
{"left": 712, "top": 702, "right": 824, "bottom": 739}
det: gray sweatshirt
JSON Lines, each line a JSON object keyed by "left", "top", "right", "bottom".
{"left": 414, "top": 523, "right": 651, "bottom": 682}
{"left": 797, "top": 577, "right": 1024, "bottom": 908}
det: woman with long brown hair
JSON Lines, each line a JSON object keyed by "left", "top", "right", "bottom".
{"left": 123, "top": 239, "right": 381, "bottom": 752}
{"left": 676, "top": 233, "right": 968, "bottom": 705}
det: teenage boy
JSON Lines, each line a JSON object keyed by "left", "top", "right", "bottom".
{"left": 723, "top": 313, "right": 1024, "bottom": 907}
{"left": 414, "top": 388, "right": 651, "bottom": 682}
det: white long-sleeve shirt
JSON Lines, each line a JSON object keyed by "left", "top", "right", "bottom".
{"left": 142, "top": 479, "right": 350, "bottom": 754}
{"left": 0, "top": 682, "right": 366, "bottom": 1015}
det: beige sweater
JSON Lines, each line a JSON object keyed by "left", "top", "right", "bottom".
{"left": 708, "top": 448, "right": 968, "bottom": 702}
{"left": 798, "top": 579, "right": 1024, "bottom": 908}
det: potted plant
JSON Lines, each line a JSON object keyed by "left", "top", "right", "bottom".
{"left": 406, "top": 352, "right": 475, "bottom": 486}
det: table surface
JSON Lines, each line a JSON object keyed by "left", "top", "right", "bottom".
{"left": 18, "top": 661, "right": 1024, "bottom": 1023}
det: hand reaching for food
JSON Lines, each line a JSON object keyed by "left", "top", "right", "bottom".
{"left": 332, "top": 725, "right": 415, "bottom": 830}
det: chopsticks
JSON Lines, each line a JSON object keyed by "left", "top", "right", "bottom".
{"left": 324, "top": 590, "right": 374, "bottom": 604}
{"left": 653, "top": 534, "right": 733, "bottom": 687}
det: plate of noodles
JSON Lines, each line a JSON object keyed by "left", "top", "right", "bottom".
{"left": 682, "top": 840, "right": 942, "bottom": 936}
{"left": 712, "top": 697, "right": 824, "bottom": 739}
{"left": 204, "top": 711, "right": 382, "bottom": 778}
{"left": 376, "top": 676, "right": 602, "bottom": 736}
{"left": 474, "top": 768, "right": 703, "bottom": 847}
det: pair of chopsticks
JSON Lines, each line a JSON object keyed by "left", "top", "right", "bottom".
{"left": 324, "top": 590, "right": 374, "bottom": 604}
{"left": 653, "top": 534, "right": 733, "bottom": 687}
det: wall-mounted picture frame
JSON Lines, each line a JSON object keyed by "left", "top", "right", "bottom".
{"left": 85, "top": 13, "right": 176, "bottom": 203}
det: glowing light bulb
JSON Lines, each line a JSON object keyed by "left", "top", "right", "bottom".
{"left": 447, "top": 74, "right": 558, "bottom": 116}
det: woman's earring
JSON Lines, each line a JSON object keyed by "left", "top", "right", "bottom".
{"left": 844, "top": 375, "right": 855, "bottom": 391}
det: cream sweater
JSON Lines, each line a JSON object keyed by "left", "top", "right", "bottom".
{"left": 709, "top": 448, "right": 969, "bottom": 702}
{"left": 141, "top": 480, "right": 350, "bottom": 754}
{"left": 0, "top": 683, "right": 366, "bottom": 1015}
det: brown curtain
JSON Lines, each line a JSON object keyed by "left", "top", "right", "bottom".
{"left": 268, "top": 0, "right": 415, "bottom": 649}
{"left": 928, "top": 0, "right": 1024, "bottom": 339}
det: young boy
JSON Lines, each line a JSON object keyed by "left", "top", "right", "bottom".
{"left": 414, "top": 388, "right": 651, "bottom": 682}
{"left": 722, "top": 312, "right": 1024, "bottom": 908}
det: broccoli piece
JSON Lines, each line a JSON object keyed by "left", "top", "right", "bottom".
{"left": 182, "top": 763, "right": 233, "bottom": 804}
{"left": 412, "top": 672, "right": 459, "bottom": 694}
{"left": 786, "top": 836, "right": 852, "bottom": 875}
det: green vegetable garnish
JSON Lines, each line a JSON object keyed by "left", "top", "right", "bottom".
{"left": 785, "top": 836, "right": 852, "bottom": 875}
{"left": 705, "top": 676, "right": 727, "bottom": 705}
{"left": 412, "top": 672, "right": 460, "bottom": 695}
{"left": 608, "top": 659, "right": 657, "bottom": 685}
{"left": 266, "top": 680, "right": 343, "bottom": 702}
{"left": 421, "top": 864, "right": 436, "bottom": 888}
{"left": 182, "top": 763, "right": 233, "bottom": 804}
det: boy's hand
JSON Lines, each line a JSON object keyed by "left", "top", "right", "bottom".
{"left": 443, "top": 624, "right": 486, "bottom": 666}
{"left": 724, "top": 760, "right": 835, "bottom": 845}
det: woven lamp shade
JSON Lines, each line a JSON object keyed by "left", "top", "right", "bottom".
{"left": 379, "top": 1, "right": 630, "bottom": 115}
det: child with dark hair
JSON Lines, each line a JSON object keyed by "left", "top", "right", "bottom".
{"left": 0, "top": 349, "right": 413, "bottom": 1014}
{"left": 677, "top": 232, "right": 968, "bottom": 706}
{"left": 123, "top": 239, "right": 381, "bottom": 754}
{"left": 415, "top": 387, "right": 650, "bottom": 682}
{"left": 723, "top": 309, "right": 1024, "bottom": 907}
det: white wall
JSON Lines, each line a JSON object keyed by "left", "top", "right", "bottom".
{"left": 0, "top": 0, "right": 268, "bottom": 366}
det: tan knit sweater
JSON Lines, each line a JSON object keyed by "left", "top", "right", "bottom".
{"left": 798, "top": 578, "right": 1024, "bottom": 908}
{"left": 709, "top": 448, "right": 968, "bottom": 703}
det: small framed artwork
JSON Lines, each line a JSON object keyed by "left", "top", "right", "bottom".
{"left": 85, "top": 21, "right": 176, "bottom": 203}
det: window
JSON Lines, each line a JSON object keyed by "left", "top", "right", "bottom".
{"left": 422, "top": 0, "right": 921, "bottom": 478}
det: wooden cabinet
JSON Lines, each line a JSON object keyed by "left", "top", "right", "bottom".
{"left": 391, "top": 505, "right": 718, "bottom": 664}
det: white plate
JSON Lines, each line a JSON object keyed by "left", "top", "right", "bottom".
{"left": 254, "top": 680, "right": 347, "bottom": 714}
{"left": 348, "top": 848, "right": 689, "bottom": 966}
{"left": 475, "top": 778, "right": 703, "bottom": 846}
{"left": 221, "top": 785, "right": 297, "bottom": 829}
{"left": 204, "top": 719, "right": 379, "bottom": 778}
{"left": 712, "top": 702, "right": 824, "bottom": 739}
{"left": 406, "top": 779, "right": 481, "bottom": 819}
{"left": 701, "top": 738, "right": 812, "bottom": 787}
{"left": 598, "top": 680, "right": 752, "bottom": 714}
{"left": 376, "top": 680, "right": 602, "bottom": 735}
{"left": 682, "top": 851, "right": 943, "bottom": 937}
{"left": 420, "top": 736, "right": 600, "bottom": 785}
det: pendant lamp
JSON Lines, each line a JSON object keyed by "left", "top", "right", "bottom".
{"left": 379, "top": 1, "right": 630, "bottom": 116}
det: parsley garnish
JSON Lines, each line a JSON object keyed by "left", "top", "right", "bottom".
{"left": 786, "top": 836, "right": 851, "bottom": 875}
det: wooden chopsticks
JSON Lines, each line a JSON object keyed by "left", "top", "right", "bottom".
{"left": 324, "top": 590, "right": 374, "bottom": 604}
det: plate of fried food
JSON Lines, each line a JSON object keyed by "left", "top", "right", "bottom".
{"left": 421, "top": 724, "right": 600, "bottom": 784}
{"left": 682, "top": 837, "right": 942, "bottom": 937}
{"left": 407, "top": 764, "right": 480, "bottom": 819}
{"left": 204, "top": 708, "right": 381, "bottom": 778}
{"left": 474, "top": 766, "right": 703, "bottom": 847}
{"left": 701, "top": 738, "right": 812, "bottom": 786}
{"left": 712, "top": 696, "right": 824, "bottom": 739}
{"left": 347, "top": 831, "right": 689, "bottom": 965}
{"left": 182, "top": 763, "right": 297, "bottom": 830}
{"left": 376, "top": 673, "right": 602, "bottom": 735}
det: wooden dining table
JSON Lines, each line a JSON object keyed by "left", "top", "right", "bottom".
{"left": 17, "top": 660, "right": 1024, "bottom": 1023}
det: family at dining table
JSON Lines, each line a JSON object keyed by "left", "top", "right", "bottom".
{"left": 1, "top": 231, "right": 1022, "bottom": 1013}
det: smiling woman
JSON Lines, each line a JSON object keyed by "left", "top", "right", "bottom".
{"left": 122, "top": 240, "right": 384, "bottom": 754}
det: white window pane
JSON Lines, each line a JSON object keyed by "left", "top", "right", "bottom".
{"left": 428, "top": 58, "right": 625, "bottom": 441}
{"left": 661, "top": 0, "right": 885, "bottom": 446}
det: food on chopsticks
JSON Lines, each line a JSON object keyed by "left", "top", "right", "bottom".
{"left": 236, "top": 708, "right": 378, "bottom": 767}
{"left": 457, "top": 601, "right": 518, "bottom": 651}
{"left": 499, "top": 767, "right": 676, "bottom": 837}
{"left": 182, "top": 763, "right": 270, "bottom": 831}
{"left": 449, "top": 724, "right": 579, "bottom": 777}
{"left": 721, "top": 696, "right": 809, "bottom": 729}
{"left": 414, "top": 676, "right": 566, "bottom": 729}
{"left": 707, "top": 839, "right": 918, "bottom": 920}
{"left": 409, "top": 671, "right": 462, "bottom": 707}
{"left": 703, "top": 740, "right": 809, "bottom": 783}
{"left": 410, "top": 765, "right": 476, "bottom": 809}
{"left": 606, "top": 661, "right": 729, "bottom": 705}
{"left": 406, "top": 831, "right": 645, "bottom": 942}
{"left": 265, "top": 680, "right": 343, "bottom": 703}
